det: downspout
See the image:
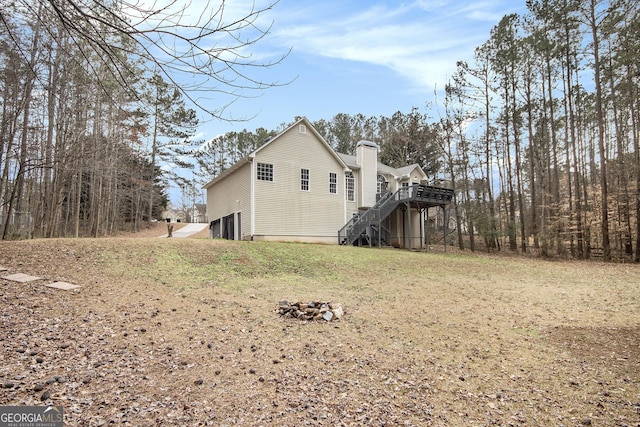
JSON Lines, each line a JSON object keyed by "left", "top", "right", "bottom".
{"left": 419, "top": 208, "right": 424, "bottom": 251}
{"left": 250, "top": 156, "right": 255, "bottom": 239}
{"left": 394, "top": 175, "right": 402, "bottom": 246}
{"left": 406, "top": 202, "right": 412, "bottom": 251}
{"left": 402, "top": 207, "right": 406, "bottom": 249}
{"left": 443, "top": 205, "right": 448, "bottom": 253}
{"left": 425, "top": 208, "right": 430, "bottom": 251}
{"left": 343, "top": 167, "right": 350, "bottom": 223}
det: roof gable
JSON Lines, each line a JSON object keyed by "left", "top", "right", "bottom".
{"left": 253, "top": 117, "right": 347, "bottom": 168}
{"left": 396, "top": 164, "right": 426, "bottom": 180}
{"left": 204, "top": 117, "right": 348, "bottom": 189}
{"left": 203, "top": 117, "right": 428, "bottom": 189}
{"left": 203, "top": 156, "right": 251, "bottom": 189}
{"left": 336, "top": 152, "right": 426, "bottom": 180}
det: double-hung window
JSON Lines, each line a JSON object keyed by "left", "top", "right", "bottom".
{"left": 301, "top": 168, "right": 310, "bottom": 191}
{"left": 345, "top": 172, "right": 355, "bottom": 202}
{"left": 329, "top": 173, "right": 337, "bottom": 194}
{"left": 400, "top": 181, "right": 410, "bottom": 198}
{"left": 377, "top": 174, "right": 387, "bottom": 194}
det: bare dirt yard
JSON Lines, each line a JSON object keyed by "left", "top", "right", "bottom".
{"left": 1, "top": 235, "right": 639, "bottom": 426}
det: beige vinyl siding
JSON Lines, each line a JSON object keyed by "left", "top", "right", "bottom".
{"left": 403, "top": 209, "right": 424, "bottom": 249}
{"left": 408, "top": 169, "right": 424, "bottom": 184}
{"left": 378, "top": 173, "right": 393, "bottom": 192}
{"left": 357, "top": 144, "right": 378, "bottom": 208}
{"left": 253, "top": 128, "right": 345, "bottom": 239}
{"left": 348, "top": 168, "right": 359, "bottom": 207}
{"left": 206, "top": 162, "right": 251, "bottom": 240}
{"left": 389, "top": 207, "right": 425, "bottom": 249}
{"left": 346, "top": 192, "right": 359, "bottom": 218}
{"left": 387, "top": 175, "right": 399, "bottom": 193}
{"left": 345, "top": 169, "right": 360, "bottom": 219}
{"left": 346, "top": 204, "right": 359, "bottom": 218}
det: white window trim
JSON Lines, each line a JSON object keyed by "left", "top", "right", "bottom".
{"left": 301, "top": 168, "right": 310, "bottom": 191}
{"left": 345, "top": 172, "right": 355, "bottom": 202}
{"left": 257, "top": 162, "right": 274, "bottom": 181}
{"left": 377, "top": 174, "right": 387, "bottom": 193}
{"left": 329, "top": 172, "right": 338, "bottom": 195}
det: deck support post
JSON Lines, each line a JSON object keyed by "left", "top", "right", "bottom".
{"left": 442, "top": 205, "right": 447, "bottom": 252}
{"left": 425, "top": 208, "right": 430, "bottom": 252}
{"left": 401, "top": 205, "right": 406, "bottom": 249}
{"left": 408, "top": 204, "right": 412, "bottom": 251}
{"left": 404, "top": 202, "right": 412, "bottom": 251}
{"left": 338, "top": 184, "right": 454, "bottom": 249}
{"left": 418, "top": 207, "right": 425, "bottom": 251}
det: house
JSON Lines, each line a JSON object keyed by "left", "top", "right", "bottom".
{"left": 204, "top": 117, "right": 453, "bottom": 248}
{"left": 161, "top": 203, "right": 187, "bottom": 223}
{"left": 189, "top": 203, "right": 207, "bottom": 223}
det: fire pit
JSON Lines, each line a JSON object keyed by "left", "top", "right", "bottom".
{"left": 276, "top": 300, "right": 344, "bottom": 321}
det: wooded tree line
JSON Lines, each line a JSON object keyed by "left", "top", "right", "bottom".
{"left": 440, "top": 0, "right": 640, "bottom": 262}
{"left": 1, "top": 2, "right": 153, "bottom": 238}
{"left": 195, "top": 0, "right": 639, "bottom": 261}
{"left": 2, "top": 1, "right": 638, "bottom": 262}
{"left": 0, "top": 0, "right": 278, "bottom": 238}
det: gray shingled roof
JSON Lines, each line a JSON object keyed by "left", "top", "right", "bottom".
{"left": 336, "top": 152, "right": 421, "bottom": 179}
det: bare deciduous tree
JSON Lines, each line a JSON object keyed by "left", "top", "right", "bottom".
{"left": 0, "top": 1, "right": 288, "bottom": 239}
{"left": 2, "top": 0, "right": 289, "bottom": 118}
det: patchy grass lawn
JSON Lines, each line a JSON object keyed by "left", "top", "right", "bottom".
{"left": 1, "top": 238, "right": 639, "bottom": 426}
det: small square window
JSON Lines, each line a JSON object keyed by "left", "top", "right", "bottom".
{"left": 299, "top": 124, "right": 307, "bottom": 134}
{"left": 257, "top": 163, "right": 273, "bottom": 181}
{"left": 301, "top": 168, "right": 309, "bottom": 191}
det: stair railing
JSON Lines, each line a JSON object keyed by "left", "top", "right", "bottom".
{"left": 339, "top": 191, "right": 397, "bottom": 246}
{"left": 338, "top": 184, "right": 454, "bottom": 246}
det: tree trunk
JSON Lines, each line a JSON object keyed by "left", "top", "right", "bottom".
{"left": 588, "top": 0, "right": 611, "bottom": 260}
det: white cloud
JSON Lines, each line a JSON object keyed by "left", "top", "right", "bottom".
{"left": 266, "top": 0, "right": 507, "bottom": 92}
{"left": 415, "top": 0, "right": 450, "bottom": 12}
{"left": 126, "top": 0, "right": 521, "bottom": 94}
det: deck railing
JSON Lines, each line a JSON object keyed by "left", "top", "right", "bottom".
{"left": 338, "top": 184, "right": 453, "bottom": 246}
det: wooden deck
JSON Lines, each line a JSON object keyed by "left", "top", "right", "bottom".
{"left": 339, "top": 184, "right": 454, "bottom": 247}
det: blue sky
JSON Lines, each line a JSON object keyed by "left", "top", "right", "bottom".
{"left": 190, "top": 0, "right": 528, "bottom": 140}
{"left": 165, "top": 0, "right": 528, "bottom": 204}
